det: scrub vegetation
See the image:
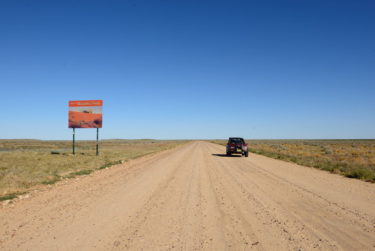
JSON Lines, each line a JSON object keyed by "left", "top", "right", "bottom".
{"left": 0, "top": 139, "right": 187, "bottom": 200}
{"left": 211, "top": 139, "right": 375, "bottom": 182}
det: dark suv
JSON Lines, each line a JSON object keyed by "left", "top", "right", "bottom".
{"left": 226, "top": 137, "right": 248, "bottom": 157}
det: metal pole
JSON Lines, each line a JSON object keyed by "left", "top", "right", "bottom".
{"left": 73, "top": 128, "right": 76, "bottom": 155}
{"left": 96, "top": 128, "right": 99, "bottom": 156}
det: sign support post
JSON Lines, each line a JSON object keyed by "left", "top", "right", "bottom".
{"left": 69, "top": 100, "right": 103, "bottom": 156}
{"left": 96, "top": 128, "right": 99, "bottom": 156}
{"left": 73, "top": 128, "right": 76, "bottom": 155}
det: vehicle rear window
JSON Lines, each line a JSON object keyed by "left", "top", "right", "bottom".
{"left": 230, "top": 138, "right": 244, "bottom": 144}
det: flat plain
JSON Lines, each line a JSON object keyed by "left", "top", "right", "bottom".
{"left": 212, "top": 139, "right": 375, "bottom": 182}
{"left": 0, "top": 141, "right": 374, "bottom": 250}
{"left": 0, "top": 139, "right": 187, "bottom": 199}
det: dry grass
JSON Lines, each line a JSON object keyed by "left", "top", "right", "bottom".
{"left": 0, "top": 139, "right": 187, "bottom": 199}
{"left": 211, "top": 139, "right": 375, "bottom": 182}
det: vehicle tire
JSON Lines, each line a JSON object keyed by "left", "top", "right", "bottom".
{"left": 245, "top": 151, "right": 248, "bottom": 157}
{"left": 226, "top": 152, "right": 231, "bottom": 156}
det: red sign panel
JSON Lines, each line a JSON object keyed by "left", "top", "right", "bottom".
{"left": 69, "top": 100, "right": 103, "bottom": 128}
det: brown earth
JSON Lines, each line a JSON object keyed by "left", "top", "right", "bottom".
{"left": 69, "top": 111, "right": 102, "bottom": 128}
{"left": 0, "top": 141, "right": 374, "bottom": 250}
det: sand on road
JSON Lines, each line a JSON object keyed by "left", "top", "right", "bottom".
{"left": 1, "top": 141, "right": 374, "bottom": 250}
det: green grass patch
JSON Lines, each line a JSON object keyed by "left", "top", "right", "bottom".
{"left": 69, "top": 169, "right": 93, "bottom": 176}
{"left": 0, "top": 194, "right": 17, "bottom": 201}
{"left": 41, "top": 176, "right": 61, "bottom": 185}
{"left": 0, "top": 191, "right": 27, "bottom": 201}
{"left": 98, "top": 160, "right": 123, "bottom": 170}
{"left": 345, "top": 168, "right": 375, "bottom": 181}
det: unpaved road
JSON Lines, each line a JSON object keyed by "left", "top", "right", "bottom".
{"left": 1, "top": 141, "right": 374, "bottom": 250}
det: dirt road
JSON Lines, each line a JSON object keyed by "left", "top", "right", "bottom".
{"left": 1, "top": 141, "right": 374, "bottom": 250}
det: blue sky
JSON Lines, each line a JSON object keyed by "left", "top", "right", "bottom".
{"left": 0, "top": 0, "right": 374, "bottom": 139}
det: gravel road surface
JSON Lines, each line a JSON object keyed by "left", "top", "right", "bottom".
{"left": 1, "top": 141, "right": 374, "bottom": 250}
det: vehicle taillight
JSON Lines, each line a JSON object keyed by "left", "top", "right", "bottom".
{"left": 243, "top": 143, "right": 248, "bottom": 146}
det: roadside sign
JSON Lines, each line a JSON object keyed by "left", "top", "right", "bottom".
{"left": 68, "top": 100, "right": 103, "bottom": 128}
{"left": 68, "top": 100, "right": 103, "bottom": 155}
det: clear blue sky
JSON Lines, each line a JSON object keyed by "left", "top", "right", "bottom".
{"left": 1, "top": 0, "right": 374, "bottom": 139}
